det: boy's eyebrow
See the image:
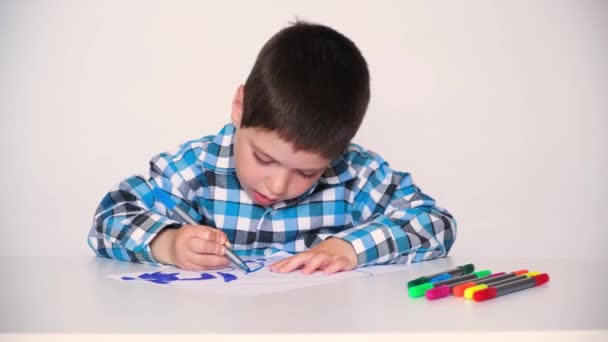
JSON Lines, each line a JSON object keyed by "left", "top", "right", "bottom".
{"left": 250, "top": 141, "right": 326, "bottom": 173}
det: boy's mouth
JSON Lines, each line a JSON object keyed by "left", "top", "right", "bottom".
{"left": 253, "top": 191, "right": 277, "bottom": 206}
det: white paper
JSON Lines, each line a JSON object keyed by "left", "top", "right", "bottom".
{"left": 108, "top": 252, "right": 407, "bottom": 295}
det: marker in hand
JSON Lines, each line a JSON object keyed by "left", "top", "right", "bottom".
{"left": 153, "top": 188, "right": 251, "bottom": 272}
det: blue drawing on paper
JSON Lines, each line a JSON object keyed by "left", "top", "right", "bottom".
{"left": 182, "top": 273, "right": 216, "bottom": 281}
{"left": 121, "top": 258, "right": 269, "bottom": 285}
{"left": 244, "top": 258, "right": 266, "bottom": 274}
{"left": 121, "top": 271, "right": 218, "bottom": 284}
{"left": 217, "top": 272, "right": 237, "bottom": 282}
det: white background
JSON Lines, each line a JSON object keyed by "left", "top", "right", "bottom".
{"left": 1, "top": 0, "right": 606, "bottom": 261}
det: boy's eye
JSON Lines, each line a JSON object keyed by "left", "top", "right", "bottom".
{"left": 253, "top": 153, "right": 272, "bottom": 165}
{"left": 254, "top": 152, "right": 319, "bottom": 179}
{"left": 299, "top": 171, "right": 318, "bottom": 179}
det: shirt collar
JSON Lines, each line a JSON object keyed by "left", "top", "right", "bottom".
{"left": 317, "top": 155, "right": 357, "bottom": 185}
{"left": 202, "top": 123, "right": 357, "bottom": 186}
{"left": 201, "top": 124, "right": 237, "bottom": 172}
{"left": 271, "top": 157, "right": 357, "bottom": 209}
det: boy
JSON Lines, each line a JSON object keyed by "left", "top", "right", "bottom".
{"left": 88, "top": 21, "right": 456, "bottom": 275}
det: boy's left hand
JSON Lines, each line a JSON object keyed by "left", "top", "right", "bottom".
{"left": 269, "top": 238, "right": 357, "bottom": 275}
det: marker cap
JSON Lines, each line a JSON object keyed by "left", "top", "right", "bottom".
{"left": 425, "top": 285, "right": 451, "bottom": 300}
{"left": 453, "top": 282, "right": 476, "bottom": 297}
{"left": 407, "top": 277, "right": 428, "bottom": 289}
{"left": 408, "top": 282, "right": 434, "bottom": 298}
{"left": 473, "top": 270, "right": 491, "bottom": 278}
{"left": 473, "top": 287, "right": 498, "bottom": 302}
{"left": 464, "top": 284, "right": 488, "bottom": 299}
{"left": 534, "top": 273, "right": 550, "bottom": 285}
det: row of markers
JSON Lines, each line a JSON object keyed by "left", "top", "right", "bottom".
{"left": 407, "top": 263, "right": 550, "bottom": 301}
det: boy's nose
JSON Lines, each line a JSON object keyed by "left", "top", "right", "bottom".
{"left": 266, "top": 170, "right": 289, "bottom": 197}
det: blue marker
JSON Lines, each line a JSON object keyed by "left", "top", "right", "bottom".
{"left": 429, "top": 264, "right": 475, "bottom": 283}
{"left": 153, "top": 188, "right": 251, "bottom": 272}
{"left": 407, "top": 263, "right": 475, "bottom": 288}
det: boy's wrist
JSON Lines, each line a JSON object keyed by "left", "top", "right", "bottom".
{"left": 150, "top": 228, "right": 177, "bottom": 265}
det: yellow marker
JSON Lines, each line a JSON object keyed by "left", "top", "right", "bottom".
{"left": 464, "top": 284, "right": 488, "bottom": 299}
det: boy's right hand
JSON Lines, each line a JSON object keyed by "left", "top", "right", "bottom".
{"left": 150, "top": 225, "right": 230, "bottom": 271}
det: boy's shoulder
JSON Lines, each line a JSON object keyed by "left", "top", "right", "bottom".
{"left": 318, "top": 142, "right": 394, "bottom": 186}
{"left": 342, "top": 142, "right": 388, "bottom": 171}
{"left": 153, "top": 124, "right": 236, "bottom": 172}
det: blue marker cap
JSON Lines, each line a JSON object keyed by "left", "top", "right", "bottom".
{"left": 429, "top": 273, "right": 452, "bottom": 283}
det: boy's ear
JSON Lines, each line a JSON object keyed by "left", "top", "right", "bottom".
{"left": 231, "top": 85, "right": 245, "bottom": 128}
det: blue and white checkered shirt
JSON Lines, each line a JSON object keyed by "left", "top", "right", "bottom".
{"left": 88, "top": 124, "right": 456, "bottom": 266}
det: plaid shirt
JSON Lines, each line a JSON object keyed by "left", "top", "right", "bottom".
{"left": 88, "top": 124, "right": 456, "bottom": 266}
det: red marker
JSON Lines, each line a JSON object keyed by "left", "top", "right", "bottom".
{"left": 473, "top": 273, "right": 550, "bottom": 301}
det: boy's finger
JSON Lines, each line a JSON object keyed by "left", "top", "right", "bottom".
{"left": 209, "top": 227, "right": 229, "bottom": 240}
{"left": 195, "top": 229, "right": 226, "bottom": 244}
{"left": 300, "top": 254, "right": 326, "bottom": 275}
{"left": 278, "top": 254, "right": 310, "bottom": 273}
{"left": 268, "top": 259, "right": 287, "bottom": 272}
{"left": 203, "top": 226, "right": 228, "bottom": 242}
{"left": 188, "top": 238, "right": 226, "bottom": 255}
{"left": 187, "top": 253, "right": 230, "bottom": 269}
{"left": 271, "top": 256, "right": 297, "bottom": 271}
{"left": 269, "top": 256, "right": 296, "bottom": 270}
{"left": 322, "top": 262, "right": 341, "bottom": 275}
{"left": 179, "top": 261, "right": 204, "bottom": 272}
{"left": 323, "top": 259, "right": 348, "bottom": 275}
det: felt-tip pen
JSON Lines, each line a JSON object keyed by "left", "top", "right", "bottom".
{"left": 453, "top": 269, "right": 529, "bottom": 297}
{"left": 153, "top": 188, "right": 251, "bottom": 272}
{"left": 407, "top": 263, "right": 475, "bottom": 288}
{"left": 473, "top": 273, "right": 550, "bottom": 302}
{"left": 462, "top": 271, "right": 539, "bottom": 299}
{"left": 425, "top": 272, "right": 506, "bottom": 300}
{"left": 409, "top": 270, "right": 491, "bottom": 298}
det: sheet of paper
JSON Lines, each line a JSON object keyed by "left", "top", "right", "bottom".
{"left": 108, "top": 252, "right": 408, "bottom": 296}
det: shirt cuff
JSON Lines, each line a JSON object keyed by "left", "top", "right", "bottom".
{"left": 333, "top": 215, "right": 405, "bottom": 266}
{"left": 123, "top": 213, "right": 182, "bottom": 264}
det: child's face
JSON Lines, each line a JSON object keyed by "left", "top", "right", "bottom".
{"left": 230, "top": 85, "right": 331, "bottom": 206}
{"left": 232, "top": 126, "right": 331, "bottom": 206}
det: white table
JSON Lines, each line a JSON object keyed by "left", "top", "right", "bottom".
{"left": 1, "top": 255, "right": 606, "bottom": 341}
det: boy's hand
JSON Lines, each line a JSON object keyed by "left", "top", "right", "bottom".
{"left": 150, "top": 225, "right": 230, "bottom": 271}
{"left": 269, "top": 238, "right": 358, "bottom": 275}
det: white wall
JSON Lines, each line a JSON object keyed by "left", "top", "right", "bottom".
{"left": 1, "top": 0, "right": 606, "bottom": 261}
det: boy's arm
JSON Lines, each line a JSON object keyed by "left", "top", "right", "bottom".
{"left": 87, "top": 148, "right": 206, "bottom": 265}
{"left": 87, "top": 175, "right": 180, "bottom": 264}
{"left": 270, "top": 158, "right": 456, "bottom": 274}
{"left": 333, "top": 161, "right": 457, "bottom": 267}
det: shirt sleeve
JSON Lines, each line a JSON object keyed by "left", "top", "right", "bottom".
{"left": 87, "top": 147, "right": 206, "bottom": 265}
{"left": 333, "top": 160, "right": 457, "bottom": 266}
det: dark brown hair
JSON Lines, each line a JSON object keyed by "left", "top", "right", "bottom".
{"left": 241, "top": 21, "right": 370, "bottom": 159}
